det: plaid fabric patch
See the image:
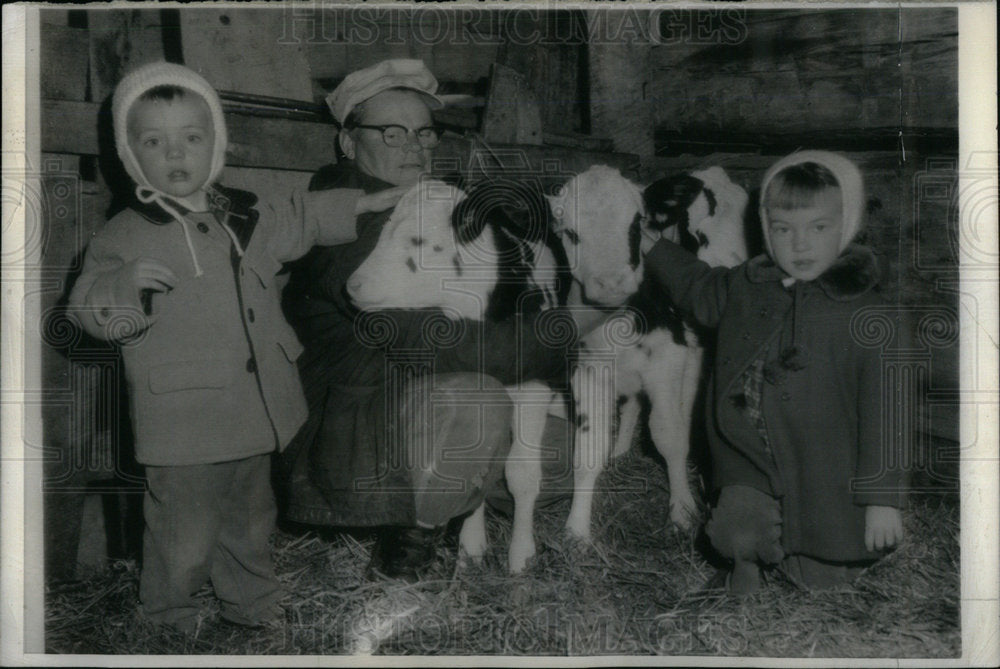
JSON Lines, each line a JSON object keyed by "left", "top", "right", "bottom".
{"left": 741, "top": 356, "right": 771, "bottom": 447}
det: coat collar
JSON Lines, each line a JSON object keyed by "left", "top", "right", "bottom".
{"left": 745, "top": 243, "right": 883, "bottom": 301}
{"left": 131, "top": 184, "right": 259, "bottom": 227}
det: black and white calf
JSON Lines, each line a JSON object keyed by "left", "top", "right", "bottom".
{"left": 547, "top": 165, "right": 749, "bottom": 539}
{"left": 347, "top": 177, "right": 570, "bottom": 573}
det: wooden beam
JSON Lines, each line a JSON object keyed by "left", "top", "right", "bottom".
{"left": 41, "top": 99, "right": 339, "bottom": 172}
{"left": 42, "top": 98, "right": 638, "bottom": 176}
{"left": 41, "top": 24, "right": 90, "bottom": 101}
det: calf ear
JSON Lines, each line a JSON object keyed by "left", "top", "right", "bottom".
{"left": 643, "top": 174, "right": 704, "bottom": 232}
{"left": 545, "top": 193, "right": 565, "bottom": 231}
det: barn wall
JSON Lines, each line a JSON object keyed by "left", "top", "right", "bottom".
{"left": 37, "top": 6, "right": 959, "bottom": 577}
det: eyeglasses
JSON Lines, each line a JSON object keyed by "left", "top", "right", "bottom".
{"left": 352, "top": 124, "right": 442, "bottom": 149}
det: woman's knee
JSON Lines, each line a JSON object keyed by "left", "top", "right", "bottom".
{"left": 434, "top": 373, "right": 513, "bottom": 438}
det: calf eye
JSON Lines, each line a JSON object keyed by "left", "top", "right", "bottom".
{"left": 432, "top": 244, "right": 444, "bottom": 252}
{"left": 410, "top": 236, "right": 425, "bottom": 246}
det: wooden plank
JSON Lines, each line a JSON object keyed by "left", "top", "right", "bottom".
{"left": 180, "top": 8, "right": 313, "bottom": 101}
{"left": 41, "top": 99, "right": 639, "bottom": 180}
{"left": 482, "top": 63, "right": 543, "bottom": 146}
{"left": 41, "top": 24, "right": 90, "bottom": 102}
{"left": 496, "top": 10, "right": 588, "bottom": 135}
{"left": 650, "top": 8, "right": 956, "bottom": 141}
{"left": 41, "top": 99, "right": 340, "bottom": 172}
{"left": 87, "top": 9, "right": 167, "bottom": 102}
{"left": 587, "top": 11, "right": 654, "bottom": 156}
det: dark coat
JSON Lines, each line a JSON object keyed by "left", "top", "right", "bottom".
{"left": 278, "top": 163, "right": 575, "bottom": 526}
{"left": 645, "top": 239, "right": 908, "bottom": 562}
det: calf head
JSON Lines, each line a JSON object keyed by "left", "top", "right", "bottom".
{"left": 643, "top": 166, "right": 749, "bottom": 269}
{"left": 548, "top": 166, "right": 646, "bottom": 306}
{"left": 347, "top": 179, "right": 499, "bottom": 321}
{"left": 348, "top": 178, "right": 563, "bottom": 322}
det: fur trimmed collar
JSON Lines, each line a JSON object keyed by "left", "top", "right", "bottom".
{"left": 745, "top": 243, "right": 884, "bottom": 301}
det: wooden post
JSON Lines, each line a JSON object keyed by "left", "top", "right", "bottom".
{"left": 586, "top": 11, "right": 654, "bottom": 156}
{"left": 482, "top": 63, "right": 543, "bottom": 146}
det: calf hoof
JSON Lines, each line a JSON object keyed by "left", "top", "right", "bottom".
{"left": 669, "top": 497, "right": 698, "bottom": 530}
{"left": 564, "top": 520, "right": 593, "bottom": 544}
{"left": 457, "top": 534, "right": 487, "bottom": 565}
{"left": 508, "top": 541, "right": 537, "bottom": 574}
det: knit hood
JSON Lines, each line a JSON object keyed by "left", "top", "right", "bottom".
{"left": 759, "top": 150, "right": 865, "bottom": 259}
{"left": 111, "top": 62, "right": 233, "bottom": 276}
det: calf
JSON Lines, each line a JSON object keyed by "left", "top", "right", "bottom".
{"left": 547, "top": 165, "right": 748, "bottom": 539}
{"left": 347, "top": 177, "right": 569, "bottom": 573}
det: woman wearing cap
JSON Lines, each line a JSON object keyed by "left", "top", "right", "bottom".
{"left": 279, "top": 59, "right": 578, "bottom": 580}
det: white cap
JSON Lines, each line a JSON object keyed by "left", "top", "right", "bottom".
{"left": 325, "top": 59, "right": 443, "bottom": 125}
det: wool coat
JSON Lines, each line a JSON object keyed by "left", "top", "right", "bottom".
{"left": 278, "top": 163, "right": 575, "bottom": 526}
{"left": 69, "top": 185, "right": 361, "bottom": 466}
{"left": 645, "top": 239, "right": 908, "bottom": 562}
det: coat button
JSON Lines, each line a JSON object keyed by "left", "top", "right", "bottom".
{"left": 246, "top": 357, "right": 257, "bottom": 373}
{"left": 780, "top": 392, "right": 790, "bottom": 401}
{"left": 197, "top": 222, "right": 210, "bottom": 233}
{"left": 247, "top": 308, "right": 255, "bottom": 322}
{"left": 722, "top": 357, "right": 731, "bottom": 365}
{"left": 742, "top": 332, "right": 751, "bottom": 340}
{"left": 760, "top": 308, "right": 768, "bottom": 317}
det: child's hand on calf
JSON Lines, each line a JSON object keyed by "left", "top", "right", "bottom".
{"left": 355, "top": 186, "right": 409, "bottom": 215}
{"left": 865, "top": 505, "right": 903, "bottom": 551}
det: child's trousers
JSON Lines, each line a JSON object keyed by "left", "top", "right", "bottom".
{"left": 140, "top": 453, "right": 282, "bottom": 632}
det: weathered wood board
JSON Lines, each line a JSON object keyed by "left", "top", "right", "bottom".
{"left": 180, "top": 8, "right": 313, "bottom": 101}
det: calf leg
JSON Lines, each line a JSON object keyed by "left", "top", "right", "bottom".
{"left": 458, "top": 504, "right": 487, "bottom": 563}
{"left": 613, "top": 394, "right": 641, "bottom": 458}
{"left": 565, "top": 361, "right": 616, "bottom": 542}
{"left": 644, "top": 351, "right": 698, "bottom": 530}
{"left": 504, "top": 384, "right": 550, "bottom": 573}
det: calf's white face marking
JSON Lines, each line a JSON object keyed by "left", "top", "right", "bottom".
{"left": 686, "top": 167, "right": 750, "bottom": 266}
{"left": 347, "top": 180, "right": 501, "bottom": 321}
{"left": 547, "top": 166, "right": 646, "bottom": 307}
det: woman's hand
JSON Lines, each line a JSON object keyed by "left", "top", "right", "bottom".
{"left": 355, "top": 186, "right": 410, "bottom": 215}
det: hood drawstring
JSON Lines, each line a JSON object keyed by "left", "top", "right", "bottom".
{"left": 136, "top": 186, "right": 246, "bottom": 278}
{"left": 764, "top": 280, "right": 809, "bottom": 385}
{"left": 137, "top": 186, "right": 204, "bottom": 277}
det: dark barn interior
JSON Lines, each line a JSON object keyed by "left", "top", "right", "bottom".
{"left": 35, "top": 5, "right": 962, "bottom": 655}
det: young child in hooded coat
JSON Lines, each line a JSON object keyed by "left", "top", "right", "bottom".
{"left": 68, "top": 62, "right": 403, "bottom": 632}
{"left": 642, "top": 150, "right": 908, "bottom": 592}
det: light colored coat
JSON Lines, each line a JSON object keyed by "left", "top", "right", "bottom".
{"left": 69, "top": 185, "right": 361, "bottom": 466}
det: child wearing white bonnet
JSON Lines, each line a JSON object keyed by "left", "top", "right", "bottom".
{"left": 69, "top": 61, "right": 403, "bottom": 632}
{"left": 642, "top": 150, "right": 907, "bottom": 594}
